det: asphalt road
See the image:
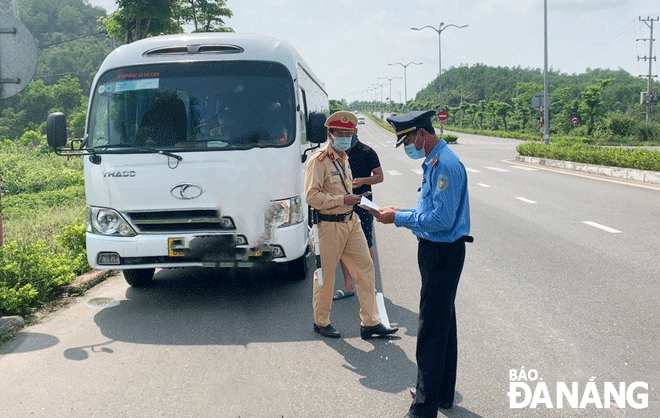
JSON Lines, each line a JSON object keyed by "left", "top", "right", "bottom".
{"left": 1, "top": 114, "right": 659, "bottom": 417}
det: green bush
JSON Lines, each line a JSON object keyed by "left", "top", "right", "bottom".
{"left": 55, "top": 222, "right": 89, "bottom": 276}
{"left": 0, "top": 240, "right": 77, "bottom": 316}
{"left": 0, "top": 284, "right": 38, "bottom": 318}
{"left": 1, "top": 136, "right": 88, "bottom": 317}
{"left": 517, "top": 142, "right": 660, "bottom": 172}
{"left": 634, "top": 122, "right": 660, "bottom": 142}
{"left": 602, "top": 113, "right": 637, "bottom": 138}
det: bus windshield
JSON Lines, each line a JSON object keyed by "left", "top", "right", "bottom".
{"left": 88, "top": 61, "right": 295, "bottom": 152}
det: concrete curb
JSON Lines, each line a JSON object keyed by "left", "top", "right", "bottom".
{"left": 0, "top": 269, "right": 113, "bottom": 340}
{"left": 515, "top": 155, "right": 660, "bottom": 184}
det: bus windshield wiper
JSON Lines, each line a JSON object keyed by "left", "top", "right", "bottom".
{"left": 95, "top": 143, "right": 183, "bottom": 161}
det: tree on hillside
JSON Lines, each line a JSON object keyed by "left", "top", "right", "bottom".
{"left": 550, "top": 86, "right": 580, "bottom": 134}
{"left": 14, "top": 0, "right": 111, "bottom": 93}
{"left": 492, "top": 101, "right": 512, "bottom": 131}
{"left": 51, "top": 75, "right": 85, "bottom": 115}
{"left": 178, "top": 0, "right": 233, "bottom": 32}
{"left": 579, "top": 79, "right": 612, "bottom": 135}
{"left": 17, "top": 0, "right": 107, "bottom": 43}
{"left": 103, "top": 0, "right": 182, "bottom": 44}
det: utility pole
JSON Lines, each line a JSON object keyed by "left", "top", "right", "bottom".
{"left": 638, "top": 16, "right": 659, "bottom": 122}
{"left": 543, "top": 0, "right": 550, "bottom": 144}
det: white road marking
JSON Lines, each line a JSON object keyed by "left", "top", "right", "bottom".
{"left": 387, "top": 170, "right": 401, "bottom": 176}
{"left": 359, "top": 119, "right": 389, "bottom": 147}
{"left": 502, "top": 158, "right": 660, "bottom": 191}
{"left": 477, "top": 183, "right": 491, "bottom": 188}
{"left": 583, "top": 221, "right": 622, "bottom": 234}
{"left": 485, "top": 166, "right": 510, "bottom": 172}
{"left": 412, "top": 169, "right": 423, "bottom": 175}
{"left": 515, "top": 197, "right": 537, "bottom": 204}
{"left": 466, "top": 168, "right": 481, "bottom": 173}
{"left": 511, "top": 166, "right": 538, "bottom": 171}
{"left": 376, "top": 292, "right": 390, "bottom": 328}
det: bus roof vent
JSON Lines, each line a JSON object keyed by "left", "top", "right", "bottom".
{"left": 143, "top": 44, "right": 244, "bottom": 57}
{"left": 143, "top": 46, "right": 190, "bottom": 56}
{"left": 197, "top": 44, "right": 244, "bottom": 54}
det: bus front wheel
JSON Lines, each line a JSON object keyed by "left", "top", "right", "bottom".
{"left": 123, "top": 268, "right": 155, "bottom": 287}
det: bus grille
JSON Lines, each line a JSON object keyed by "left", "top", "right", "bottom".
{"left": 126, "top": 210, "right": 235, "bottom": 233}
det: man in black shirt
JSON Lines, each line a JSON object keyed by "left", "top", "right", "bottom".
{"left": 333, "top": 133, "right": 384, "bottom": 300}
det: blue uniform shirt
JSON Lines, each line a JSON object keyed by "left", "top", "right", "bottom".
{"left": 394, "top": 140, "right": 470, "bottom": 242}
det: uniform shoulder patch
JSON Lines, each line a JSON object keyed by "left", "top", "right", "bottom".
{"left": 315, "top": 150, "right": 327, "bottom": 162}
{"left": 437, "top": 174, "right": 450, "bottom": 192}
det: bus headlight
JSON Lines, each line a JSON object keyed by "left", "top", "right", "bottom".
{"left": 88, "top": 206, "right": 137, "bottom": 236}
{"left": 271, "top": 196, "right": 303, "bottom": 228}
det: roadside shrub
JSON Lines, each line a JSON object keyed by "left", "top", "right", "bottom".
{"left": 633, "top": 122, "right": 660, "bottom": 142}
{"left": 441, "top": 134, "right": 458, "bottom": 143}
{"left": 0, "top": 139, "right": 88, "bottom": 317}
{"left": 517, "top": 142, "right": 660, "bottom": 172}
{"left": 54, "top": 222, "right": 89, "bottom": 276}
{"left": 0, "top": 284, "right": 38, "bottom": 318}
{"left": 603, "top": 113, "right": 637, "bottom": 138}
{"left": 0, "top": 240, "right": 76, "bottom": 316}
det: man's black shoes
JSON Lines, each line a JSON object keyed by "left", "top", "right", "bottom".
{"left": 360, "top": 323, "right": 398, "bottom": 339}
{"left": 314, "top": 323, "right": 341, "bottom": 338}
{"left": 409, "top": 388, "right": 453, "bottom": 410}
{"left": 314, "top": 322, "right": 398, "bottom": 339}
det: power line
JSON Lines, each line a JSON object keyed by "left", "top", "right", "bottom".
{"left": 554, "top": 19, "right": 637, "bottom": 70}
{"left": 38, "top": 31, "right": 107, "bottom": 49}
{"left": 33, "top": 71, "right": 92, "bottom": 80}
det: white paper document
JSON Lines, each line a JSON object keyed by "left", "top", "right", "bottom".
{"left": 358, "top": 196, "right": 380, "bottom": 211}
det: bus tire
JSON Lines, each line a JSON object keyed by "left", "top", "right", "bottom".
{"left": 286, "top": 250, "right": 313, "bottom": 281}
{"left": 123, "top": 268, "right": 155, "bottom": 287}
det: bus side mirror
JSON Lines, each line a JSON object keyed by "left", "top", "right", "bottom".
{"left": 307, "top": 112, "right": 327, "bottom": 144}
{"left": 46, "top": 112, "right": 68, "bottom": 149}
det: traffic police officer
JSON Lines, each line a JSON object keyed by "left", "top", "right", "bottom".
{"left": 373, "top": 110, "right": 471, "bottom": 417}
{"left": 304, "top": 110, "right": 398, "bottom": 339}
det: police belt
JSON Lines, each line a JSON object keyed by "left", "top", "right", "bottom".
{"left": 318, "top": 211, "right": 353, "bottom": 222}
{"left": 418, "top": 235, "right": 474, "bottom": 244}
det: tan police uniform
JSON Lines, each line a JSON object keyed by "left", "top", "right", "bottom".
{"left": 304, "top": 143, "right": 381, "bottom": 328}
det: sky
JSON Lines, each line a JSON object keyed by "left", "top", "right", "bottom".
{"left": 87, "top": 0, "right": 660, "bottom": 104}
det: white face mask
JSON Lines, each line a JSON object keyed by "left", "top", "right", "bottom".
{"left": 331, "top": 134, "right": 352, "bottom": 152}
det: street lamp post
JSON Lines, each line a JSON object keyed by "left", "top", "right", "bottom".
{"left": 377, "top": 83, "right": 387, "bottom": 106}
{"left": 411, "top": 22, "right": 468, "bottom": 111}
{"left": 387, "top": 62, "right": 422, "bottom": 105}
{"left": 378, "top": 76, "right": 402, "bottom": 106}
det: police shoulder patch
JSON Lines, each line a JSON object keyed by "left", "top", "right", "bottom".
{"left": 316, "top": 150, "right": 327, "bottom": 162}
{"left": 437, "top": 174, "right": 450, "bottom": 192}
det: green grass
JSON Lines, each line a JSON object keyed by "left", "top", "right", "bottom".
{"left": 1, "top": 141, "right": 88, "bottom": 317}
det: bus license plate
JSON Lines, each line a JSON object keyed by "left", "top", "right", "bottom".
{"left": 168, "top": 237, "right": 185, "bottom": 257}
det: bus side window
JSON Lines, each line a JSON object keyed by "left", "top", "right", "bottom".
{"left": 299, "top": 88, "right": 308, "bottom": 144}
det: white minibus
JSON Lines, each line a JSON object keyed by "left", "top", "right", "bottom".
{"left": 47, "top": 33, "right": 329, "bottom": 286}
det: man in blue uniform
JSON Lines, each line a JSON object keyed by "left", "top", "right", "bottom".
{"left": 373, "top": 110, "right": 471, "bottom": 418}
